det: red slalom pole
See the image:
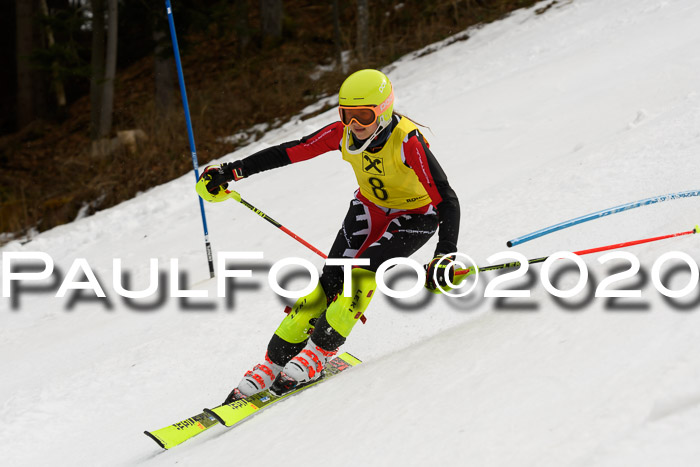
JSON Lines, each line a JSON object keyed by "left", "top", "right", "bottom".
{"left": 572, "top": 226, "right": 698, "bottom": 256}
{"left": 456, "top": 224, "right": 699, "bottom": 276}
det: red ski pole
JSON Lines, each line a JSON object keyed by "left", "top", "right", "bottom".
{"left": 456, "top": 224, "right": 699, "bottom": 276}
{"left": 224, "top": 189, "right": 328, "bottom": 259}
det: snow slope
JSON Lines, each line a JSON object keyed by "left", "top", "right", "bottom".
{"left": 2, "top": 0, "right": 700, "bottom": 465}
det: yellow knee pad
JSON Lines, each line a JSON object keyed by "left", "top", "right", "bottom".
{"left": 326, "top": 268, "right": 377, "bottom": 338}
{"left": 274, "top": 282, "right": 328, "bottom": 344}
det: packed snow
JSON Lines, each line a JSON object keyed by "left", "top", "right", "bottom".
{"left": 2, "top": 0, "right": 700, "bottom": 465}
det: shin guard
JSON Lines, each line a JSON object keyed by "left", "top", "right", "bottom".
{"left": 273, "top": 282, "right": 328, "bottom": 346}
{"left": 322, "top": 268, "right": 376, "bottom": 341}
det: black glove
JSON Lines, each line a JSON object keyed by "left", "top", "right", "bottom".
{"left": 199, "top": 161, "right": 245, "bottom": 194}
{"left": 424, "top": 254, "right": 456, "bottom": 291}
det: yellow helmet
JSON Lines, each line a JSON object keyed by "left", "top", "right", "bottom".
{"left": 338, "top": 69, "right": 395, "bottom": 154}
{"left": 338, "top": 69, "right": 394, "bottom": 127}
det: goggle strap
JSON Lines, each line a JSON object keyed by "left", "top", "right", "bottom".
{"left": 377, "top": 88, "right": 394, "bottom": 115}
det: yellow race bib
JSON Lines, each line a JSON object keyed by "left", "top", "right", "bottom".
{"left": 341, "top": 118, "right": 432, "bottom": 209}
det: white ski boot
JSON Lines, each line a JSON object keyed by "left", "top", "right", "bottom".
{"left": 224, "top": 353, "right": 283, "bottom": 404}
{"left": 271, "top": 339, "right": 338, "bottom": 395}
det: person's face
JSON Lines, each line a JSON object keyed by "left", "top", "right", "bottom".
{"left": 350, "top": 120, "right": 379, "bottom": 140}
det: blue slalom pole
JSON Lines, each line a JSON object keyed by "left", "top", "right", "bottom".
{"left": 165, "top": 0, "right": 215, "bottom": 278}
{"left": 507, "top": 188, "right": 700, "bottom": 248}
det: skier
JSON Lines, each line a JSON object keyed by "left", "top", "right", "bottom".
{"left": 198, "top": 69, "right": 461, "bottom": 401}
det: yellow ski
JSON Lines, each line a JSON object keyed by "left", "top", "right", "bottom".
{"left": 205, "top": 353, "right": 361, "bottom": 427}
{"left": 144, "top": 352, "right": 361, "bottom": 449}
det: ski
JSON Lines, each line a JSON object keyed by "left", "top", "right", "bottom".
{"left": 144, "top": 410, "right": 219, "bottom": 450}
{"left": 205, "top": 352, "right": 361, "bottom": 427}
{"left": 144, "top": 352, "right": 361, "bottom": 449}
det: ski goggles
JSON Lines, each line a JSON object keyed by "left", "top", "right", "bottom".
{"left": 338, "top": 89, "right": 394, "bottom": 127}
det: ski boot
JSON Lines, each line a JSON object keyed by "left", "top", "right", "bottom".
{"left": 270, "top": 268, "right": 376, "bottom": 395}
{"left": 270, "top": 338, "right": 338, "bottom": 395}
{"left": 224, "top": 352, "right": 283, "bottom": 404}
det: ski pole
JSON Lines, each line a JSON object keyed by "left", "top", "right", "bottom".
{"left": 507, "top": 189, "right": 700, "bottom": 248}
{"left": 457, "top": 224, "right": 699, "bottom": 276}
{"left": 217, "top": 189, "right": 328, "bottom": 259}
{"left": 166, "top": 0, "right": 215, "bottom": 278}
